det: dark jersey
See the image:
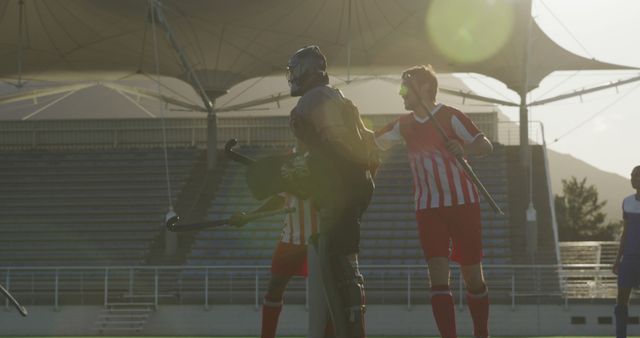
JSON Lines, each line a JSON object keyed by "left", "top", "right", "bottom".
{"left": 290, "top": 85, "right": 344, "bottom": 148}
{"left": 290, "top": 85, "right": 373, "bottom": 254}
{"left": 623, "top": 194, "right": 640, "bottom": 257}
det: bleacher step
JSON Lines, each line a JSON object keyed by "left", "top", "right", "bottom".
{"left": 94, "top": 320, "right": 147, "bottom": 325}
{"left": 95, "top": 326, "right": 144, "bottom": 332}
{"left": 97, "top": 314, "right": 149, "bottom": 319}
{"left": 95, "top": 300, "right": 154, "bottom": 334}
{"left": 106, "top": 302, "right": 155, "bottom": 307}
{"left": 102, "top": 308, "right": 151, "bottom": 313}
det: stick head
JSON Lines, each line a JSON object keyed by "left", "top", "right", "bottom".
{"left": 224, "top": 138, "right": 238, "bottom": 153}
{"left": 18, "top": 305, "right": 27, "bottom": 317}
{"left": 165, "top": 216, "right": 180, "bottom": 231}
{"left": 164, "top": 210, "right": 180, "bottom": 231}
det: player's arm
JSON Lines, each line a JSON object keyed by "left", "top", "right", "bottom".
{"left": 447, "top": 110, "right": 493, "bottom": 157}
{"left": 447, "top": 135, "right": 493, "bottom": 157}
{"left": 294, "top": 92, "right": 360, "bottom": 163}
{"left": 613, "top": 219, "right": 628, "bottom": 275}
{"left": 321, "top": 126, "right": 363, "bottom": 158}
{"left": 314, "top": 103, "right": 374, "bottom": 166}
{"left": 230, "top": 195, "right": 286, "bottom": 227}
{"left": 374, "top": 119, "right": 403, "bottom": 152}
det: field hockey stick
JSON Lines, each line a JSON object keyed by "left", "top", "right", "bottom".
{"left": 0, "top": 283, "right": 27, "bottom": 317}
{"left": 166, "top": 207, "right": 296, "bottom": 232}
{"left": 225, "top": 138, "right": 254, "bottom": 165}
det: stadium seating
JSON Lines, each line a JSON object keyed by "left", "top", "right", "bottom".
{"left": 186, "top": 146, "right": 284, "bottom": 266}
{"left": 0, "top": 148, "right": 199, "bottom": 267}
{"left": 186, "top": 144, "right": 512, "bottom": 267}
{"left": 559, "top": 241, "right": 619, "bottom": 298}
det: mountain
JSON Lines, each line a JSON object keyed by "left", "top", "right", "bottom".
{"left": 547, "top": 149, "right": 630, "bottom": 222}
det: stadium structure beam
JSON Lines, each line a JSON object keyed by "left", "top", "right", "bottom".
{"left": 528, "top": 74, "right": 640, "bottom": 107}
{"left": 215, "top": 92, "right": 287, "bottom": 113}
{"left": 378, "top": 76, "right": 519, "bottom": 107}
{"left": 150, "top": 0, "right": 218, "bottom": 169}
{"left": 0, "top": 83, "right": 95, "bottom": 106}
{"left": 214, "top": 76, "right": 380, "bottom": 113}
{"left": 439, "top": 88, "right": 519, "bottom": 107}
{"left": 102, "top": 82, "right": 207, "bottom": 113}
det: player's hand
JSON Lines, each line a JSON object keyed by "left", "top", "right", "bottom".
{"left": 612, "top": 262, "right": 619, "bottom": 275}
{"left": 229, "top": 212, "right": 248, "bottom": 227}
{"left": 446, "top": 139, "right": 465, "bottom": 157}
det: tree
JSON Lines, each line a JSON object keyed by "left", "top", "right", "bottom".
{"left": 554, "top": 176, "right": 619, "bottom": 241}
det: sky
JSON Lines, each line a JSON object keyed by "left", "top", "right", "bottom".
{"left": 459, "top": 0, "right": 640, "bottom": 178}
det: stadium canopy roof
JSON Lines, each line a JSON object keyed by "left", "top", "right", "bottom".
{"left": 0, "top": 0, "right": 634, "bottom": 103}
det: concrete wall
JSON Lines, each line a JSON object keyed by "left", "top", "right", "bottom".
{"left": 1, "top": 304, "right": 638, "bottom": 336}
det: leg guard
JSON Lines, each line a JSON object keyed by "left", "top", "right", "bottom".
{"left": 317, "top": 234, "right": 365, "bottom": 338}
{"left": 335, "top": 254, "right": 366, "bottom": 338}
{"left": 308, "top": 243, "right": 331, "bottom": 338}
{"left": 615, "top": 303, "right": 628, "bottom": 338}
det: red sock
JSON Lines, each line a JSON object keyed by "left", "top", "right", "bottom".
{"left": 431, "top": 285, "right": 457, "bottom": 338}
{"left": 466, "top": 285, "right": 489, "bottom": 338}
{"left": 261, "top": 295, "right": 282, "bottom": 338}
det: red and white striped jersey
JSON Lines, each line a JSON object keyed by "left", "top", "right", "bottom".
{"left": 280, "top": 193, "right": 319, "bottom": 245}
{"left": 375, "top": 104, "right": 482, "bottom": 210}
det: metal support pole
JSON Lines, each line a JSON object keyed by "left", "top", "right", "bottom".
{"left": 54, "top": 269, "right": 59, "bottom": 311}
{"left": 16, "top": 0, "right": 25, "bottom": 88}
{"left": 346, "top": 0, "right": 352, "bottom": 83}
{"left": 103, "top": 268, "right": 109, "bottom": 307}
{"left": 154, "top": 268, "right": 159, "bottom": 309}
{"left": 150, "top": 0, "right": 218, "bottom": 168}
{"left": 80, "top": 272, "right": 85, "bottom": 305}
{"left": 407, "top": 267, "right": 412, "bottom": 311}
{"left": 519, "top": 94, "right": 530, "bottom": 174}
{"left": 204, "top": 268, "right": 209, "bottom": 310}
{"left": 128, "top": 268, "right": 134, "bottom": 298}
{"left": 511, "top": 272, "right": 515, "bottom": 310}
{"left": 30, "top": 272, "right": 34, "bottom": 304}
{"left": 5, "top": 270, "right": 10, "bottom": 311}
{"left": 255, "top": 268, "right": 259, "bottom": 311}
{"left": 207, "top": 112, "right": 218, "bottom": 169}
{"left": 521, "top": 94, "right": 538, "bottom": 260}
{"left": 520, "top": 1, "right": 538, "bottom": 261}
{"left": 229, "top": 273, "right": 233, "bottom": 303}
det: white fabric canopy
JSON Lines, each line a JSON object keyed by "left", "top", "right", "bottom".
{"left": 0, "top": 0, "right": 632, "bottom": 98}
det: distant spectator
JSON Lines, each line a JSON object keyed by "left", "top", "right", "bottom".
{"left": 612, "top": 165, "right": 640, "bottom": 338}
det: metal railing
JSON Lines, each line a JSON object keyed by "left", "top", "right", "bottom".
{"left": 560, "top": 241, "right": 620, "bottom": 264}
{"left": 1, "top": 264, "right": 633, "bottom": 311}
